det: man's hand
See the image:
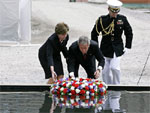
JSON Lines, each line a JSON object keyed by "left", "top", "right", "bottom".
{"left": 94, "top": 69, "right": 100, "bottom": 79}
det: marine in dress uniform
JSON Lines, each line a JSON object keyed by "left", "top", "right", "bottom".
{"left": 68, "top": 36, "right": 105, "bottom": 79}
{"left": 38, "top": 22, "right": 69, "bottom": 83}
{"left": 91, "top": 0, "right": 133, "bottom": 84}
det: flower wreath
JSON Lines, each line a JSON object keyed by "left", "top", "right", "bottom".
{"left": 50, "top": 77, "right": 107, "bottom": 96}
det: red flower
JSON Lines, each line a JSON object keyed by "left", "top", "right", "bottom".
{"left": 52, "top": 90, "right": 55, "bottom": 94}
{"left": 98, "top": 100, "right": 103, "bottom": 104}
{"left": 63, "top": 83, "right": 66, "bottom": 87}
{"left": 80, "top": 89, "right": 86, "bottom": 95}
{"left": 80, "top": 82, "right": 83, "bottom": 85}
{"left": 90, "top": 89, "right": 95, "bottom": 93}
{"left": 89, "top": 83, "right": 93, "bottom": 86}
{"left": 98, "top": 83, "right": 103, "bottom": 88}
{"left": 85, "top": 86, "right": 89, "bottom": 90}
{"left": 91, "top": 96, "right": 94, "bottom": 101}
{"left": 74, "top": 84, "right": 79, "bottom": 88}
{"left": 71, "top": 95, "right": 76, "bottom": 99}
{"left": 100, "top": 92, "right": 104, "bottom": 96}
{"left": 80, "top": 95, "right": 86, "bottom": 100}
{"left": 58, "top": 80, "right": 62, "bottom": 84}
{"left": 58, "top": 87, "right": 61, "bottom": 91}
{"left": 71, "top": 90, "right": 76, "bottom": 95}
{"left": 95, "top": 93, "right": 98, "bottom": 96}
{"left": 104, "top": 90, "right": 107, "bottom": 94}
{"left": 85, "top": 99, "right": 89, "bottom": 103}
{"left": 86, "top": 78, "right": 91, "bottom": 81}
{"left": 57, "top": 91, "right": 60, "bottom": 95}
{"left": 63, "top": 88, "right": 68, "bottom": 94}
{"left": 95, "top": 80, "right": 99, "bottom": 82}
{"left": 63, "top": 95, "right": 67, "bottom": 101}
{"left": 72, "top": 102, "right": 79, "bottom": 106}
{"left": 80, "top": 78, "right": 83, "bottom": 82}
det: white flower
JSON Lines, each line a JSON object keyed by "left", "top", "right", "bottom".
{"left": 82, "top": 80, "right": 87, "bottom": 83}
{"left": 70, "top": 86, "right": 75, "bottom": 90}
{"left": 89, "top": 85, "right": 93, "bottom": 89}
{"left": 91, "top": 93, "right": 94, "bottom": 96}
{"left": 90, "top": 101, "right": 94, "bottom": 106}
{"left": 103, "top": 82, "right": 108, "bottom": 88}
{"left": 60, "top": 97, "right": 64, "bottom": 101}
{"left": 56, "top": 82, "right": 59, "bottom": 85}
{"left": 84, "top": 83, "right": 88, "bottom": 86}
{"left": 81, "top": 102, "right": 85, "bottom": 107}
{"left": 70, "top": 99, "right": 74, "bottom": 104}
{"left": 66, "top": 82, "right": 71, "bottom": 87}
{"left": 76, "top": 82, "right": 79, "bottom": 84}
{"left": 60, "top": 87, "right": 64, "bottom": 91}
{"left": 66, "top": 103, "right": 70, "bottom": 107}
{"left": 76, "top": 105, "right": 80, "bottom": 108}
{"left": 86, "top": 91, "right": 90, "bottom": 95}
{"left": 86, "top": 95, "right": 90, "bottom": 99}
{"left": 68, "top": 93, "right": 72, "bottom": 95}
{"left": 50, "top": 87, "right": 54, "bottom": 92}
{"left": 62, "top": 103, "right": 65, "bottom": 106}
{"left": 81, "top": 84, "right": 85, "bottom": 88}
{"left": 102, "top": 87, "right": 106, "bottom": 92}
{"left": 76, "top": 89, "right": 80, "bottom": 94}
{"left": 55, "top": 86, "right": 59, "bottom": 89}
{"left": 85, "top": 103, "right": 88, "bottom": 107}
{"left": 95, "top": 86, "right": 98, "bottom": 92}
{"left": 75, "top": 78, "right": 79, "bottom": 81}
{"left": 76, "top": 96, "right": 80, "bottom": 101}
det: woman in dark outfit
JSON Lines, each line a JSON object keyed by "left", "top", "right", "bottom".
{"left": 38, "top": 22, "right": 69, "bottom": 84}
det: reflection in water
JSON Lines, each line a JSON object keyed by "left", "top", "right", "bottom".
{"left": 102, "top": 91, "right": 126, "bottom": 113}
{"left": 39, "top": 91, "right": 126, "bottom": 113}
{"left": 39, "top": 93, "right": 106, "bottom": 113}
{"left": 0, "top": 91, "right": 149, "bottom": 113}
{"left": 39, "top": 91, "right": 150, "bottom": 113}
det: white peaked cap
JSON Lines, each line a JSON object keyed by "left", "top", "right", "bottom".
{"left": 106, "top": 0, "right": 123, "bottom": 8}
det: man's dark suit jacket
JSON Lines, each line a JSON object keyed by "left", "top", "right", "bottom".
{"left": 68, "top": 40, "right": 104, "bottom": 78}
{"left": 38, "top": 33, "right": 69, "bottom": 78}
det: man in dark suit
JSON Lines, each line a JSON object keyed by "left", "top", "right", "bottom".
{"left": 38, "top": 22, "right": 69, "bottom": 84}
{"left": 68, "top": 36, "right": 104, "bottom": 79}
{"left": 91, "top": 0, "right": 133, "bottom": 84}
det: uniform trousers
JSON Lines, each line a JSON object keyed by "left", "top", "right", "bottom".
{"left": 102, "top": 53, "right": 121, "bottom": 84}
{"left": 102, "top": 91, "right": 121, "bottom": 112}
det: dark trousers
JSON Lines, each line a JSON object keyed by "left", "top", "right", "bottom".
{"left": 38, "top": 52, "right": 64, "bottom": 79}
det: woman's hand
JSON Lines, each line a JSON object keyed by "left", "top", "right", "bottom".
{"left": 50, "top": 66, "right": 57, "bottom": 81}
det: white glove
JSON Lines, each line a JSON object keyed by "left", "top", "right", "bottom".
{"left": 69, "top": 72, "right": 75, "bottom": 79}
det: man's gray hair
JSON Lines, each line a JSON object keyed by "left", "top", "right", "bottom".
{"left": 78, "top": 36, "right": 90, "bottom": 45}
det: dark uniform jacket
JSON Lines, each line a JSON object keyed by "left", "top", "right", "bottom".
{"left": 38, "top": 33, "right": 69, "bottom": 78}
{"left": 68, "top": 40, "right": 104, "bottom": 77}
{"left": 91, "top": 14, "right": 133, "bottom": 58}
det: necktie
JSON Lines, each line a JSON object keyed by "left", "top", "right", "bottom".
{"left": 83, "top": 54, "right": 87, "bottom": 60}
